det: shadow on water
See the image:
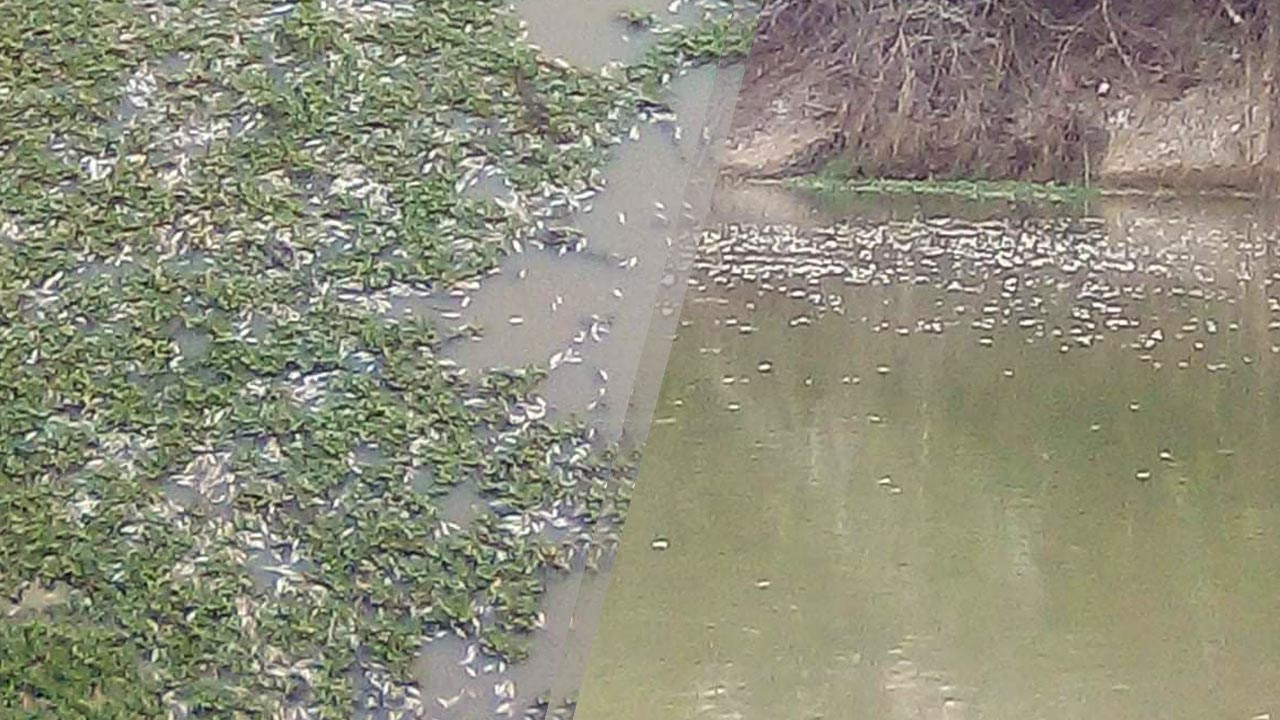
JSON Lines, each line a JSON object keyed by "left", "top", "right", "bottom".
{"left": 573, "top": 192, "right": 1280, "bottom": 720}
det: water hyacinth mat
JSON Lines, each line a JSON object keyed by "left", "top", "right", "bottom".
{"left": 0, "top": 0, "right": 754, "bottom": 717}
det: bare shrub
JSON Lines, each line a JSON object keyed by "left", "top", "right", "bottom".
{"left": 730, "top": 0, "right": 1280, "bottom": 188}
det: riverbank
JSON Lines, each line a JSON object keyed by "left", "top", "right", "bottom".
{"left": 721, "top": 0, "right": 1280, "bottom": 195}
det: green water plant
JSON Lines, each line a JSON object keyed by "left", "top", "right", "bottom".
{"left": 0, "top": 0, "right": 748, "bottom": 715}
{"left": 791, "top": 157, "right": 1098, "bottom": 206}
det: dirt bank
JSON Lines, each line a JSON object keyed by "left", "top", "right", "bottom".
{"left": 722, "top": 0, "right": 1280, "bottom": 194}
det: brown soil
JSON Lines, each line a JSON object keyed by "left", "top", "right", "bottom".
{"left": 722, "top": 0, "right": 1280, "bottom": 193}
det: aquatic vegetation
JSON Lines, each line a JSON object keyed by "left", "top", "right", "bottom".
{"left": 650, "top": 14, "right": 757, "bottom": 64}
{"left": 624, "top": 11, "right": 758, "bottom": 96}
{"left": 617, "top": 9, "right": 660, "bottom": 29}
{"left": 1, "top": 621, "right": 164, "bottom": 718}
{"left": 0, "top": 0, "right": 749, "bottom": 716}
{"left": 789, "top": 172, "right": 1098, "bottom": 206}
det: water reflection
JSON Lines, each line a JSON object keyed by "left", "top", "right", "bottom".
{"left": 575, "top": 196, "right": 1280, "bottom": 720}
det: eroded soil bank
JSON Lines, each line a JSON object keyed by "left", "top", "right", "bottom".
{"left": 721, "top": 0, "right": 1280, "bottom": 194}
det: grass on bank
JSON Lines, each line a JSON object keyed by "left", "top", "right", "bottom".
{"left": 788, "top": 173, "right": 1099, "bottom": 207}
{"left": 784, "top": 156, "right": 1098, "bottom": 206}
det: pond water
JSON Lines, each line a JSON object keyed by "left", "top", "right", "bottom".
{"left": 406, "top": 5, "right": 746, "bottom": 716}
{"left": 573, "top": 192, "right": 1280, "bottom": 720}
{"left": 433, "top": 61, "right": 743, "bottom": 445}
{"left": 515, "top": 0, "right": 702, "bottom": 70}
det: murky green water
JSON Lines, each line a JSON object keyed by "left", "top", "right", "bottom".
{"left": 574, "top": 197, "right": 1280, "bottom": 720}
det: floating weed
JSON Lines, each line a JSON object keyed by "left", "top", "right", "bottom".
{"left": 0, "top": 0, "right": 734, "bottom": 715}
{"left": 618, "top": 9, "right": 660, "bottom": 30}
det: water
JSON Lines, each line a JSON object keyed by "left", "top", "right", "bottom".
{"left": 408, "top": 550, "right": 614, "bottom": 717}
{"left": 574, "top": 195, "right": 1280, "bottom": 720}
{"left": 1, "top": 583, "right": 70, "bottom": 619}
{"left": 515, "top": 0, "right": 707, "bottom": 70}
{"left": 401, "top": 7, "right": 746, "bottom": 714}
{"left": 432, "top": 62, "right": 744, "bottom": 443}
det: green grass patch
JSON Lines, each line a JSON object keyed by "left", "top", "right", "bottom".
{"left": 789, "top": 174, "right": 1098, "bottom": 206}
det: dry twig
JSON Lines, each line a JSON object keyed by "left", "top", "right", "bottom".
{"left": 1099, "top": 0, "right": 1138, "bottom": 80}
{"left": 1222, "top": 0, "right": 1245, "bottom": 26}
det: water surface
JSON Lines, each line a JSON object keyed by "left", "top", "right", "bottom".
{"left": 575, "top": 196, "right": 1280, "bottom": 720}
